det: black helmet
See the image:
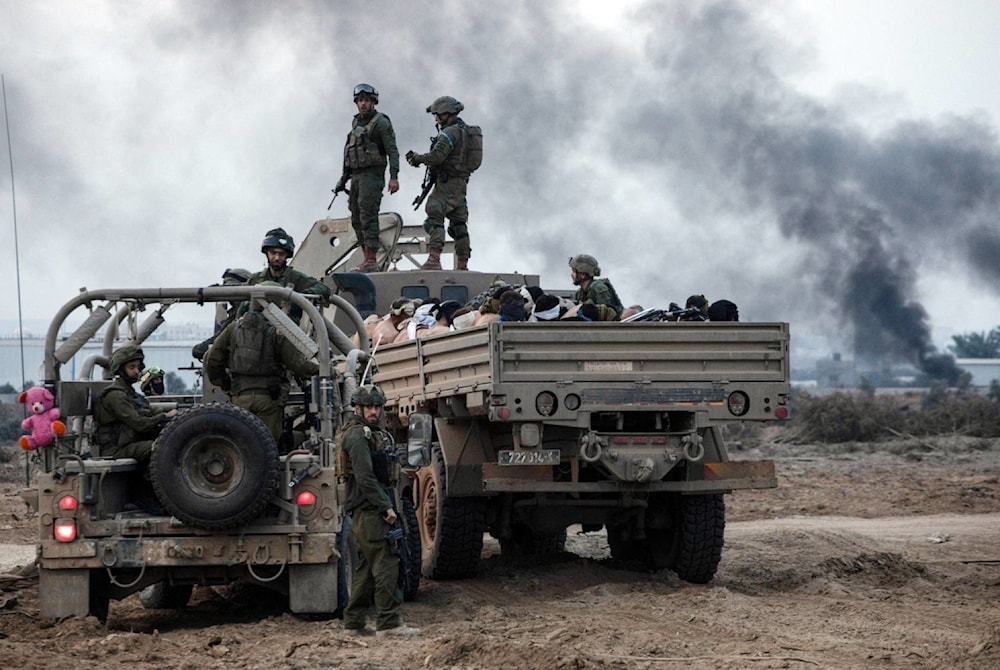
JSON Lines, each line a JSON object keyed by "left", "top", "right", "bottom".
{"left": 351, "top": 385, "right": 386, "bottom": 407}
{"left": 569, "top": 254, "right": 601, "bottom": 277}
{"left": 426, "top": 96, "right": 464, "bottom": 115}
{"left": 261, "top": 228, "right": 295, "bottom": 255}
{"left": 353, "top": 83, "right": 379, "bottom": 103}
{"left": 110, "top": 344, "right": 145, "bottom": 376}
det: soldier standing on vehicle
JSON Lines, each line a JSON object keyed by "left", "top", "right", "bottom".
{"left": 339, "top": 385, "right": 420, "bottom": 637}
{"left": 569, "top": 254, "right": 624, "bottom": 320}
{"left": 95, "top": 345, "right": 178, "bottom": 470}
{"left": 250, "top": 228, "right": 332, "bottom": 301}
{"left": 338, "top": 83, "right": 400, "bottom": 273}
{"left": 405, "top": 96, "right": 481, "bottom": 271}
{"left": 203, "top": 285, "right": 319, "bottom": 446}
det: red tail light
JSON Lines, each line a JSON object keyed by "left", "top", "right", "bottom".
{"left": 296, "top": 491, "right": 316, "bottom": 506}
{"left": 54, "top": 519, "right": 77, "bottom": 542}
{"left": 58, "top": 495, "right": 78, "bottom": 511}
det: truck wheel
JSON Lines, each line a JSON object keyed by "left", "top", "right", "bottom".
{"left": 138, "top": 582, "right": 193, "bottom": 609}
{"left": 417, "top": 445, "right": 485, "bottom": 579}
{"left": 648, "top": 494, "right": 725, "bottom": 583}
{"left": 150, "top": 403, "right": 279, "bottom": 530}
{"left": 399, "top": 491, "right": 422, "bottom": 601}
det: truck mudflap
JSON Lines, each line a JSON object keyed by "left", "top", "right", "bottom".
{"left": 39, "top": 532, "right": 339, "bottom": 569}
{"left": 481, "top": 460, "right": 777, "bottom": 493}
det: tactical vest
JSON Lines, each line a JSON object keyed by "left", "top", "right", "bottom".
{"left": 335, "top": 419, "right": 396, "bottom": 486}
{"left": 580, "top": 278, "right": 624, "bottom": 316}
{"left": 94, "top": 386, "right": 137, "bottom": 448}
{"left": 227, "top": 312, "right": 282, "bottom": 392}
{"left": 344, "top": 112, "right": 389, "bottom": 170}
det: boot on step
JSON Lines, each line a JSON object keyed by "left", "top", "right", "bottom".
{"left": 456, "top": 256, "right": 469, "bottom": 271}
{"left": 358, "top": 246, "right": 379, "bottom": 273}
{"left": 421, "top": 247, "right": 442, "bottom": 270}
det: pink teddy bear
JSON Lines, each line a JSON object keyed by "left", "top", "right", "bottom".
{"left": 19, "top": 386, "right": 67, "bottom": 451}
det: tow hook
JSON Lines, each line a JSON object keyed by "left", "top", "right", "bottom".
{"left": 580, "top": 432, "right": 606, "bottom": 463}
{"left": 681, "top": 433, "right": 705, "bottom": 462}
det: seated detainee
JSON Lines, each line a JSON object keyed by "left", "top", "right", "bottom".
{"left": 94, "top": 345, "right": 178, "bottom": 471}
{"left": 420, "top": 300, "right": 460, "bottom": 337}
{"left": 405, "top": 300, "right": 441, "bottom": 340}
{"left": 708, "top": 299, "right": 739, "bottom": 321}
{"left": 451, "top": 307, "right": 477, "bottom": 329}
{"left": 353, "top": 313, "right": 383, "bottom": 348}
{"left": 620, "top": 304, "right": 644, "bottom": 320}
{"left": 370, "top": 298, "right": 416, "bottom": 347}
{"left": 530, "top": 294, "right": 568, "bottom": 321}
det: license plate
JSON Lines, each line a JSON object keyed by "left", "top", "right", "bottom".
{"left": 498, "top": 449, "right": 560, "bottom": 466}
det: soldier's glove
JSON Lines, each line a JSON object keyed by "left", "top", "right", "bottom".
{"left": 334, "top": 174, "right": 349, "bottom": 194}
{"left": 405, "top": 150, "right": 421, "bottom": 167}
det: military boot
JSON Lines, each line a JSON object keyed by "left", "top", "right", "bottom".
{"left": 358, "top": 247, "right": 379, "bottom": 273}
{"left": 456, "top": 257, "right": 469, "bottom": 271}
{"left": 421, "top": 248, "right": 442, "bottom": 271}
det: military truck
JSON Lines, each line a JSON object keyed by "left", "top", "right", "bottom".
{"left": 301, "top": 214, "right": 789, "bottom": 584}
{"left": 20, "top": 284, "right": 412, "bottom": 620}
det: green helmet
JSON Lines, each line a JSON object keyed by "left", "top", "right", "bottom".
{"left": 351, "top": 385, "right": 386, "bottom": 407}
{"left": 222, "top": 267, "right": 252, "bottom": 285}
{"left": 110, "top": 344, "right": 145, "bottom": 375}
{"left": 569, "top": 254, "right": 601, "bottom": 277}
{"left": 426, "top": 96, "right": 464, "bottom": 115}
{"left": 261, "top": 228, "right": 295, "bottom": 255}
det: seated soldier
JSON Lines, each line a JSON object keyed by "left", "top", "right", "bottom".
{"left": 139, "top": 366, "right": 166, "bottom": 397}
{"left": 95, "top": 345, "right": 177, "bottom": 471}
{"left": 568, "top": 254, "right": 623, "bottom": 320}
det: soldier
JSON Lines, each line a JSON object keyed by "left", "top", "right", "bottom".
{"left": 192, "top": 267, "right": 252, "bottom": 361}
{"left": 406, "top": 96, "right": 480, "bottom": 271}
{"left": 139, "top": 365, "right": 166, "bottom": 397}
{"left": 569, "top": 254, "right": 624, "bottom": 320}
{"left": 203, "top": 285, "right": 319, "bottom": 446}
{"left": 249, "top": 228, "right": 331, "bottom": 301}
{"left": 339, "top": 385, "right": 420, "bottom": 637}
{"left": 94, "top": 344, "right": 178, "bottom": 471}
{"left": 340, "top": 83, "right": 400, "bottom": 273}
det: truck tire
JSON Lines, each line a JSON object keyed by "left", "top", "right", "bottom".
{"left": 648, "top": 493, "right": 725, "bottom": 584}
{"left": 417, "top": 446, "right": 485, "bottom": 579}
{"left": 150, "top": 403, "right": 279, "bottom": 530}
{"left": 399, "top": 491, "right": 422, "bottom": 601}
{"left": 138, "top": 582, "right": 193, "bottom": 609}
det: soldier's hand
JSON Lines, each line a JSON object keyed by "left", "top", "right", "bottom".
{"left": 388, "top": 178, "right": 399, "bottom": 194}
{"left": 382, "top": 508, "right": 398, "bottom": 525}
{"left": 405, "top": 150, "right": 420, "bottom": 167}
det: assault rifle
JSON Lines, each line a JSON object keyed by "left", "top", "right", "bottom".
{"left": 622, "top": 305, "right": 706, "bottom": 323}
{"left": 382, "top": 484, "right": 414, "bottom": 595}
{"left": 328, "top": 168, "right": 351, "bottom": 210}
{"left": 412, "top": 168, "right": 435, "bottom": 210}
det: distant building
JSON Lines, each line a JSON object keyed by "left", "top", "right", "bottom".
{"left": 955, "top": 359, "right": 1000, "bottom": 388}
{"left": 815, "top": 353, "right": 860, "bottom": 389}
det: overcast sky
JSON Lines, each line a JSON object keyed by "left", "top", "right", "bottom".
{"left": 3, "top": 0, "right": 1000, "bottom": 374}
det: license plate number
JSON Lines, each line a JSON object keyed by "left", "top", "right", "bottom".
{"left": 498, "top": 449, "right": 560, "bottom": 466}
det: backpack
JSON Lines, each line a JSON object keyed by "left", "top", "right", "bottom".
{"left": 460, "top": 124, "right": 483, "bottom": 173}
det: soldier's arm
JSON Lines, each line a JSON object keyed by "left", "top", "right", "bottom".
{"left": 290, "top": 270, "right": 332, "bottom": 300}
{"left": 104, "top": 389, "right": 169, "bottom": 434}
{"left": 414, "top": 128, "right": 458, "bottom": 169}
{"left": 204, "top": 324, "right": 233, "bottom": 390}
{"left": 378, "top": 116, "right": 400, "bottom": 180}
{"left": 344, "top": 430, "right": 393, "bottom": 512}
{"left": 276, "top": 336, "right": 320, "bottom": 380}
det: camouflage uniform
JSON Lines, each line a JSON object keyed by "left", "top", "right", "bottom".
{"left": 339, "top": 414, "right": 403, "bottom": 632}
{"left": 574, "top": 278, "right": 624, "bottom": 320}
{"left": 344, "top": 110, "right": 400, "bottom": 250}
{"left": 204, "top": 310, "right": 319, "bottom": 443}
{"left": 247, "top": 266, "right": 330, "bottom": 301}
{"left": 413, "top": 116, "right": 473, "bottom": 261}
{"left": 94, "top": 377, "right": 171, "bottom": 468}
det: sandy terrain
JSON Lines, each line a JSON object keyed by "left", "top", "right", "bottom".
{"left": 1, "top": 433, "right": 998, "bottom": 669}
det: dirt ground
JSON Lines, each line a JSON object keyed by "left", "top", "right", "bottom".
{"left": 1, "top": 432, "right": 999, "bottom": 669}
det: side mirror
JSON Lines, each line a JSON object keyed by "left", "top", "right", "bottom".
{"left": 405, "top": 413, "right": 433, "bottom": 468}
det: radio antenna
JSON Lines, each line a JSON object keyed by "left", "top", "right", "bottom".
{"left": 3, "top": 74, "right": 28, "bottom": 484}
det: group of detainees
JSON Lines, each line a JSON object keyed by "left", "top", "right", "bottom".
{"left": 356, "top": 252, "right": 740, "bottom": 348}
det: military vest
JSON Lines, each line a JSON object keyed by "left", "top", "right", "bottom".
{"left": 335, "top": 417, "right": 395, "bottom": 486}
{"left": 344, "top": 112, "right": 389, "bottom": 170}
{"left": 94, "top": 386, "right": 137, "bottom": 448}
{"left": 227, "top": 312, "right": 282, "bottom": 392}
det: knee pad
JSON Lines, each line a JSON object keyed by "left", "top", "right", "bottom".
{"left": 423, "top": 221, "right": 444, "bottom": 235}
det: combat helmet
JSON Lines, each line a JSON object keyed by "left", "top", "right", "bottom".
{"left": 569, "top": 254, "right": 601, "bottom": 277}
{"left": 261, "top": 228, "right": 295, "bottom": 255}
{"left": 222, "top": 267, "right": 252, "bottom": 285}
{"left": 110, "top": 344, "right": 145, "bottom": 376}
{"left": 351, "top": 385, "right": 386, "bottom": 407}
{"left": 353, "top": 83, "right": 379, "bottom": 103}
{"left": 426, "top": 96, "right": 464, "bottom": 115}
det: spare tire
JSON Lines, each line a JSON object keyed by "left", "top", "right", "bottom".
{"left": 150, "top": 403, "right": 279, "bottom": 530}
